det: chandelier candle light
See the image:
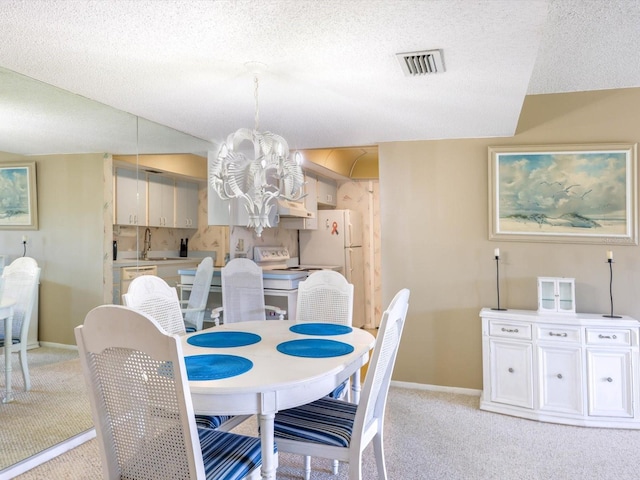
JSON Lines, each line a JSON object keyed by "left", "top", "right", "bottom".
{"left": 603, "top": 250, "right": 621, "bottom": 318}
{"left": 209, "top": 67, "right": 305, "bottom": 237}
{"left": 492, "top": 248, "right": 506, "bottom": 311}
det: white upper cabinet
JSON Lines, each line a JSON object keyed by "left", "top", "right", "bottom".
{"left": 175, "top": 180, "right": 199, "bottom": 229}
{"left": 115, "top": 168, "right": 147, "bottom": 226}
{"left": 316, "top": 175, "right": 337, "bottom": 207}
{"left": 148, "top": 174, "right": 175, "bottom": 227}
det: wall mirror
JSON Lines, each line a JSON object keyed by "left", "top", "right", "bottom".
{"left": 0, "top": 65, "right": 223, "bottom": 474}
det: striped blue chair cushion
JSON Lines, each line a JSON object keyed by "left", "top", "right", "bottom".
{"left": 198, "top": 428, "right": 269, "bottom": 480}
{"left": 0, "top": 335, "right": 20, "bottom": 345}
{"left": 274, "top": 396, "right": 357, "bottom": 447}
{"left": 196, "top": 414, "right": 235, "bottom": 430}
{"left": 327, "top": 380, "right": 348, "bottom": 399}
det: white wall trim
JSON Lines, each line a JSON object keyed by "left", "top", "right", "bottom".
{"left": 39, "top": 341, "right": 78, "bottom": 350}
{"left": 391, "top": 380, "right": 481, "bottom": 397}
{"left": 0, "top": 429, "right": 96, "bottom": 480}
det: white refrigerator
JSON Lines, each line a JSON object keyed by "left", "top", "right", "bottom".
{"left": 299, "top": 209, "right": 366, "bottom": 328}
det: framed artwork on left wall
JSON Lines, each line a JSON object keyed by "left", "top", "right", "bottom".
{"left": 488, "top": 143, "right": 638, "bottom": 245}
{"left": 0, "top": 161, "right": 38, "bottom": 230}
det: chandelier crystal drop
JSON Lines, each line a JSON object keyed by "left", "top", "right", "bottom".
{"left": 209, "top": 74, "right": 304, "bottom": 237}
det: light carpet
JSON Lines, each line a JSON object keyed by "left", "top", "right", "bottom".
{"left": 12, "top": 387, "right": 640, "bottom": 479}
{"left": 0, "top": 347, "right": 92, "bottom": 471}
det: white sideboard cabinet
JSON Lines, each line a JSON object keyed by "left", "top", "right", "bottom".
{"left": 480, "top": 308, "right": 640, "bottom": 429}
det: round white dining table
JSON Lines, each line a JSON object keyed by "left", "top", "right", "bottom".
{"left": 181, "top": 320, "right": 375, "bottom": 480}
{"left": 1, "top": 298, "right": 16, "bottom": 404}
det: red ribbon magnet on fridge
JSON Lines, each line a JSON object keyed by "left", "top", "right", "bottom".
{"left": 331, "top": 221, "right": 339, "bottom": 235}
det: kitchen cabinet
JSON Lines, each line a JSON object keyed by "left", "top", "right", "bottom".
{"left": 115, "top": 168, "right": 147, "bottom": 226}
{"left": 537, "top": 277, "right": 575, "bottom": 314}
{"left": 480, "top": 308, "right": 640, "bottom": 428}
{"left": 175, "top": 180, "right": 199, "bottom": 228}
{"left": 148, "top": 173, "right": 175, "bottom": 227}
{"left": 316, "top": 175, "right": 337, "bottom": 207}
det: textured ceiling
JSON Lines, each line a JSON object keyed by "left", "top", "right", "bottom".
{"left": 0, "top": 0, "right": 639, "bottom": 156}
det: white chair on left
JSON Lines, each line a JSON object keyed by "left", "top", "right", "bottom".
{"left": 0, "top": 257, "right": 40, "bottom": 392}
{"left": 75, "top": 304, "right": 267, "bottom": 480}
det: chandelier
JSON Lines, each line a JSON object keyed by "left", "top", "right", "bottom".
{"left": 209, "top": 72, "right": 304, "bottom": 237}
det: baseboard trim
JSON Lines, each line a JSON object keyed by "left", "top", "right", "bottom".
{"left": 39, "top": 341, "right": 78, "bottom": 350}
{"left": 0, "top": 429, "right": 96, "bottom": 480}
{"left": 391, "top": 380, "right": 481, "bottom": 397}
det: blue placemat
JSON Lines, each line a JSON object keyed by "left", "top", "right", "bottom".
{"left": 187, "top": 331, "right": 261, "bottom": 348}
{"left": 276, "top": 339, "right": 354, "bottom": 358}
{"left": 290, "top": 323, "right": 353, "bottom": 336}
{"left": 185, "top": 354, "right": 253, "bottom": 381}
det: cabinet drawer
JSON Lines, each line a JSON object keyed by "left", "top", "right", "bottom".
{"left": 489, "top": 321, "right": 532, "bottom": 340}
{"left": 537, "top": 325, "right": 581, "bottom": 343}
{"left": 585, "top": 328, "right": 632, "bottom": 346}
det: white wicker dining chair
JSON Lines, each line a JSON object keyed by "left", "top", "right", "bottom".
{"left": 211, "top": 258, "right": 285, "bottom": 325}
{"left": 122, "top": 275, "right": 187, "bottom": 335}
{"left": 0, "top": 257, "right": 40, "bottom": 391}
{"left": 178, "top": 257, "right": 214, "bottom": 331}
{"left": 297, "top": 269, "right": 355, "bottom": 402}
{"left": 295, "top": 270, "right": 355, "bottom": 476}
{"left": 75, "top": 305, "right": 266, "bottom": 480}
{"left": 123, "top": 275, "right": 247, "bottom": 432}
{"left": 273, "top": 288, "right": 410, "bottom": 480}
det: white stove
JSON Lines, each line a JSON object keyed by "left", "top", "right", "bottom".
{"left": 253, "top": 246, "right": 308, "bottom": 290}
{"left": 254, "top": 246, "right": 342, "bottom": 275}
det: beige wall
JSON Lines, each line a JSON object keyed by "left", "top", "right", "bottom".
{"left": 1, "top": 153, "right": 106, "bottom": 345}
{"left": 380, "top": 87, "right": 640, "bottom": 390}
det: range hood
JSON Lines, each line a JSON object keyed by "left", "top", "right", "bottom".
{"left": 277, "top": 199, "right": 315, "bottom": 218}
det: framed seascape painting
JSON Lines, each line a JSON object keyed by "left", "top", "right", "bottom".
{"left": 0, "top": 161, "right": 38, "bottom": 230}
{"left": 488, "top": 144, "right": 637, "bottom": 245}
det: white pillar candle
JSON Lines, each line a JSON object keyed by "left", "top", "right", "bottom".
{"left": 607, "top": 250, "right": 613, "bottom": 260}
{"left": 494, "top": 248, "right": 500, "bottom": 257}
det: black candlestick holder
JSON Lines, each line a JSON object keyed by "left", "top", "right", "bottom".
{"left": 491, "top": 255, "right": 506, "bottom": 311}
{"left": 603, "top": 258, "right": 621, "bottom": 318}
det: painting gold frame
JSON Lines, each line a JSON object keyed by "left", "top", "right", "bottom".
{"left": 0, "top": 161, "right": 38, "bottom": 230}
{"left": 488, "top": 143, "right": 637, "bottom": 245}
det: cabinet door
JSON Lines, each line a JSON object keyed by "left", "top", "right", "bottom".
{"left": 148, "top": 174, "right": 175, "bottom": 227}
{"left": 316, "top": 176, "right": 337, "bottom": 207}
{"left": 538, "top": 345, "right": 583, "bottom": 414}
{"left": 586, "top": 349, "right": 633, "bottom": 417}
{"left": 176, "top": 180, "right": 199, "bottom": 228}
{"left": 556, "top": 279, "right": 575, "bottom": 313}
{"left": 115, "top": 168, "right": 147, "bottom": 226}
{"left": 489, "top": 339, "right": 534, "bottom": 408}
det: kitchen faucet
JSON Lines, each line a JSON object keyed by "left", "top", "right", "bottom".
{"left": 142, "top": 227, "right": 151, "bottom": 260}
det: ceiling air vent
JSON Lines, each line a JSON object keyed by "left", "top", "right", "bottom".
{"left": 397, "top": 49, "right": 445, "bottom": 76}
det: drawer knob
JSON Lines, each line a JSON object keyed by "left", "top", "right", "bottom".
{"left": 501, "top": 328, "right": 519, "bottom": 333}
{"left": 557, "top": 374, "right": 563, "bottom": 379}
{"left": 508, "top": 368, "right": 514, "bottom": 373}
{"left": 549, "top": 332, "right": 568, "bottom": 337}
{"left": 598, "top": 334, "right": 617, "bottom": 340}
{"left": 606, "top": 377, "right": 613, "bottom": 383}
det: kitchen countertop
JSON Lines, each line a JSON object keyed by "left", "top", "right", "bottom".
{"left": 114, "top": 258, "right": 199, "bottom": 267}
{"left": 113, "top": 250, "right": 217, "bottom": 268}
